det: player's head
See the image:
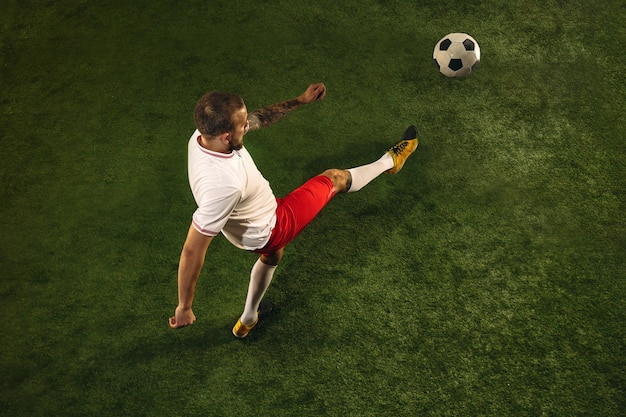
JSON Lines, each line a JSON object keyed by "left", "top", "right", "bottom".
{"left": 194, "top": 92, "right": 248, "bottom": 143}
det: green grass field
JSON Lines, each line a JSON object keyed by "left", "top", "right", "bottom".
{"left": 1, "top": 0, "right": 624, "bottom": 416}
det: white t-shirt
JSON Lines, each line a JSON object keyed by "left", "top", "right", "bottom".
{"left": 188, "top": 130, "right": 277, "bottom": 250}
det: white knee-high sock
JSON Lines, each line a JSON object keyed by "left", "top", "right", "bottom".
{"left": 241, "top": 259, "right": 277, "bottom": 325}
{"left": 347, "top": 153, "right": 394, "bottom": 192}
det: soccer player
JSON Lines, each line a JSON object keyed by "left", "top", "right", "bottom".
{"left": 169, "top": 83, "right": 418, "bottom": 337}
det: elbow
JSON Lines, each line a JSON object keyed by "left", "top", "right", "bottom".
{"left": 181, "top": 244, "right": 203, "bottom": 261}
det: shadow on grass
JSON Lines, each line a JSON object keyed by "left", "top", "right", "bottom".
{"left": 112, "top": 326, "right": 232, "bottom": 370}
{"left": 115, "top": 311, "right": 283, "bottom": 369}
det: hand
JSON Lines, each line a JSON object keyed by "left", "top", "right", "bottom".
{"left": 297, "top": 83, "right": 326, "bottom": 104}
{"left": 169, "top": 306, "right": 196, "bottom": 329}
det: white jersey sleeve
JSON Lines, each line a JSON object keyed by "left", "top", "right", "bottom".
{"left": 191, "top": 184, "right": 240, "bottom": 237}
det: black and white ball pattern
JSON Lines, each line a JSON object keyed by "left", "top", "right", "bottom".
{"left": 433, "top": 33, "right": 481, "bottom": 78}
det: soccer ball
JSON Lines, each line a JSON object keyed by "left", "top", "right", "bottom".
{"left": 433, "top": 33, "right": 481, "bottom": 78}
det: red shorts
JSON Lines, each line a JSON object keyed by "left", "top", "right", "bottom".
{"left": 254, "top": 175, "right": 336, "bottom": 255}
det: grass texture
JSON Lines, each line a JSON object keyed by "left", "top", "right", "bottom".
{"left": 1, "top": 0, "right": 624, "bottom": 416}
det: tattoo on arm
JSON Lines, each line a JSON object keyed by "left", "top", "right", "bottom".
{"left": 248, "top": 98, "right": 301, "bottom": 130}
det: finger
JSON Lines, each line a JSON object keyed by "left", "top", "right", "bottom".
{"left": 310, "top": 83, "right": 323, "bottom": 93}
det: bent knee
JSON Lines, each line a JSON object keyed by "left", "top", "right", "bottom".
{"left": 260, "top": 247, "right": 284, "bottom": 266}
{"left": 321, "top": 169, "right": 350, "bottom": 193}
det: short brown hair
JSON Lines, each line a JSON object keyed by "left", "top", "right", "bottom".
{"left": 194, "top": 92, "right": 245, "bottom": 137}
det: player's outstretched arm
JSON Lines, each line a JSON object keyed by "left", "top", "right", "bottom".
{"left": 247, "top": 83, "right": 326, "bottom": 131}
{"left": 169, "top": 225, "right": 213, "bottom": 329}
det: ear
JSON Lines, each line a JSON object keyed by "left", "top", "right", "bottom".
{"left": 219, "top": 132, "right": 230, "bottom": 144}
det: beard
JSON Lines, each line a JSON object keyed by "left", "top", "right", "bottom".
{"left": 229, "top": 140, "right": 243, "bottom": 151}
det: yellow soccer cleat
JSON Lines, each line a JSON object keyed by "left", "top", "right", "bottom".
{"left": 232, "top": 318, "right": 258, "bottom": 338}
{"left": 232, "top": 301, "right": 274, "bottom": 338}
{"left": 385, "top": 125, "right": 418, "bottom": 174}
